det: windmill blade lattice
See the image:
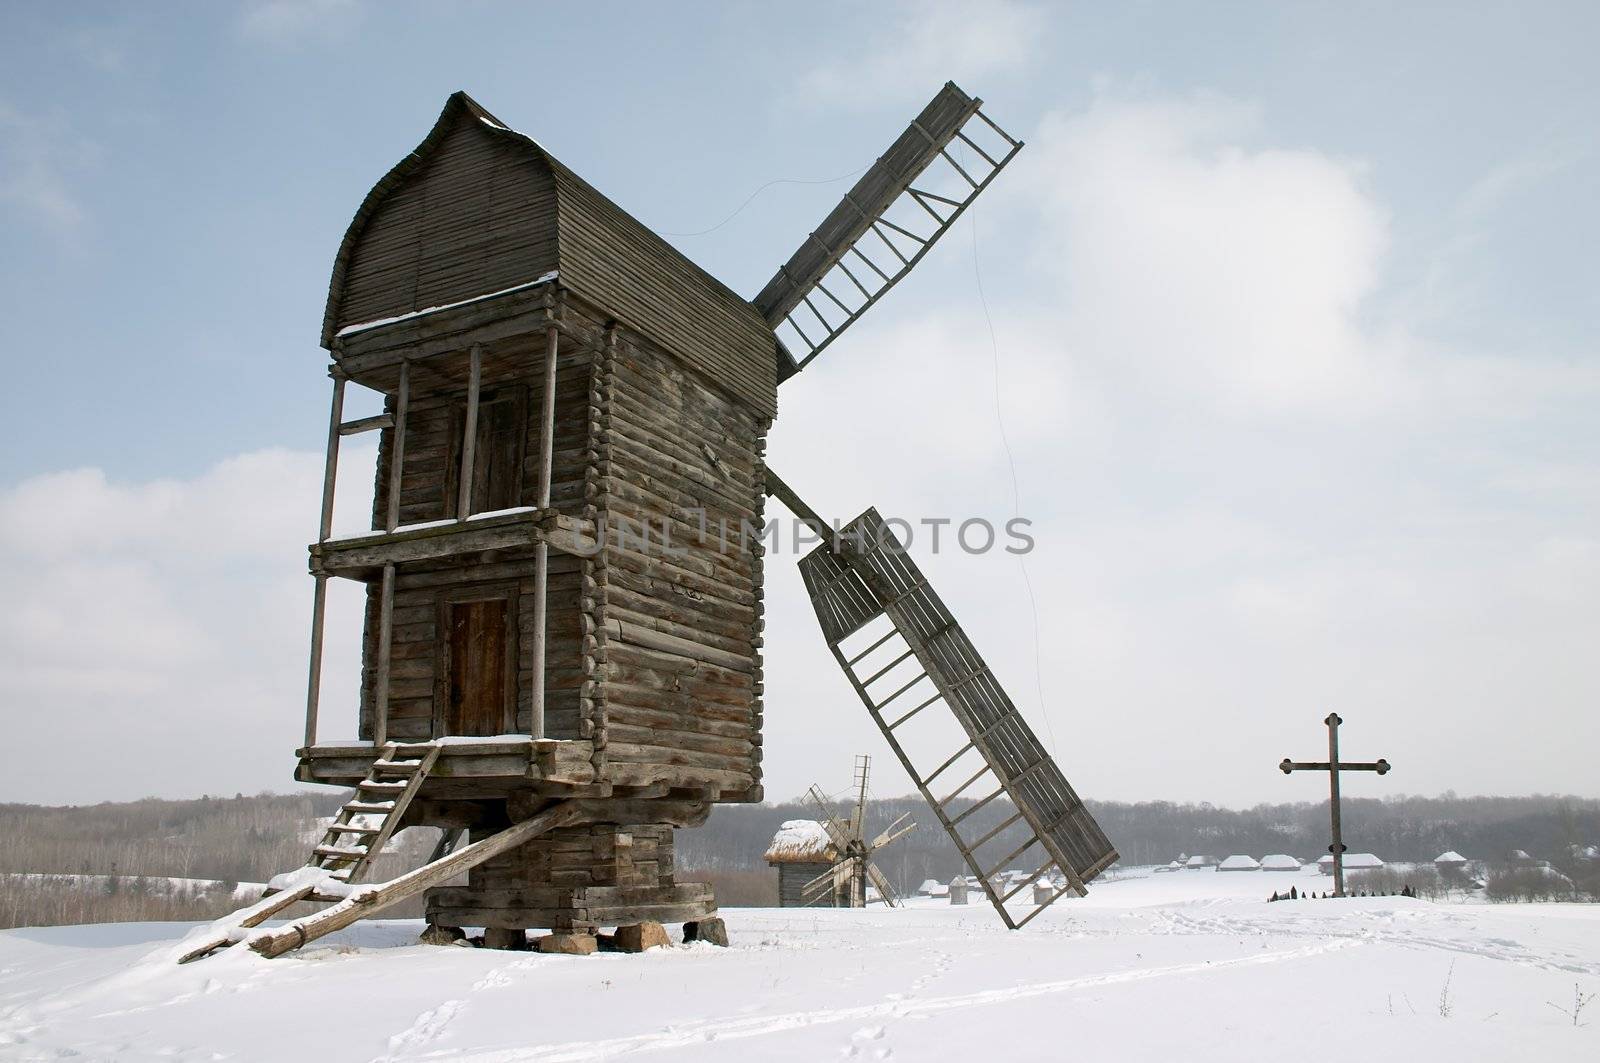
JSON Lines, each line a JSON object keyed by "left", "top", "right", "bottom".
{"left": 754, "top": 82, "right": 1023, "bottom": 378}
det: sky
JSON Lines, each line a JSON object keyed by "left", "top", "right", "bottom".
{"left": 1, "top": 1, "right": 1596, "bottom": 808}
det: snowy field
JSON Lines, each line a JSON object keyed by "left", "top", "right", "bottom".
{"left": 1, "top": 867, "right": 1596, "bottom": 1062}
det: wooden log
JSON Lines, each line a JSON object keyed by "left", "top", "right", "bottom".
{"left": 249, "top": 799, "right": 587, "bottom": 959}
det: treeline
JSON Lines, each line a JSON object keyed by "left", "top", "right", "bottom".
{"left": 679, "top": 792, "right": 1600, "bottom": 896}
{"left": 0, "top": 792, "right": 347, "bottom": 885}
{"left": 2, "top": 790, "right": 1595, "bottom": 929}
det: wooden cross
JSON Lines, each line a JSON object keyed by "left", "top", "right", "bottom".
{"left": 1280, "top": 713, "right": 1390, "bottom": 898}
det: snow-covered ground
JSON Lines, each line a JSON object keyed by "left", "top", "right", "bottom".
{"left": 1, "top": 867, "right": 1595, "bottom": 1061}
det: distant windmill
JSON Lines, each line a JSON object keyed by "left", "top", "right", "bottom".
{"left": 802, "top": 756, "right": 915, "bottom": 908}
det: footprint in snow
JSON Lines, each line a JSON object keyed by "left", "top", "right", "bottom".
{"left": 381, "top": 998, "right": 465, "bottom": 1060}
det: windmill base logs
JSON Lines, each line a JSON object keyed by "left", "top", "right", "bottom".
{"left": 419, "top": 798, "right": 725, "bottom": 952}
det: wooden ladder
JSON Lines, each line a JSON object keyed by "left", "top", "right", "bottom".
{"left": 177, "top": 741, "right": 437, "bottom": 964}
{"left": 298, "top": 741, "right": 440, "bottom": 888}
{"left": 796, "top": 507, "right": 1119, "bottom": 930}
{"left": 177, "top": 794, "right": 585, "bottom": 964}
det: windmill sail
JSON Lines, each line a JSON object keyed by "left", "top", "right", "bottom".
{"left": 754, "top": 82, "right": 1023, "bottom": 380}
{"left": 792, "top": 505, "right": 1118, "bottom": 930}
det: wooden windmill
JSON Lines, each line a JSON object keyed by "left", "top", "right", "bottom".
{"left": 801, "top": 756, "right": 915, "bottom": 908}
{"left": 185, "top": 81, "right": 1115, "bottom": 962}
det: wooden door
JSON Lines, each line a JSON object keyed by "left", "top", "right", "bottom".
{"left": 445, "top": 598, "right": 511, "bottom": 736}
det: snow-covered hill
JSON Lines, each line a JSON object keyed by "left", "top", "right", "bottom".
{"left": 0, "top": 868, "right": 1595, "bottom": 1061}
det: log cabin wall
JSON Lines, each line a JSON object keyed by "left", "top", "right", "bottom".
{"left": 777, "top": 862, "right": 839, "bottom": 908}
{"left": 588, "top": 319, "right": 770, "bottom": 798}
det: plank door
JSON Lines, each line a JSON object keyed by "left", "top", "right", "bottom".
{"left": 444, "top": 598, "right": 512, "bottom": 736}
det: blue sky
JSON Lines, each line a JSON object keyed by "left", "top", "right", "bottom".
{"left": 2, "top": 2, "right": 1596, "bottom": 806}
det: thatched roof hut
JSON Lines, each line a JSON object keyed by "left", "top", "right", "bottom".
{"left": 763, "top": 820, "right": 838, "bottom": 865}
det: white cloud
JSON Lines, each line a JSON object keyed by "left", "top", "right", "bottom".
{"left": 796, "top": 0, "right": 1045, "bottom": 108}
{"left": 0, "top": 101, "right": 96, "bottom": 232}
{"left": 237, "top": 0, "right": 365, "bottom": 44}
{"left": 761, "top": 86, "right": 1600, "bottom": 805}
{"left": 0, "top": 447, "right": 375, "bottom": 803}
{"left": 1022, "top": 90, "right": 1392, "bottom": 409}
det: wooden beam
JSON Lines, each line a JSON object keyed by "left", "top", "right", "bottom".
{"left": 249, "top": 799, "right": 587, "bottom": 958}
{"left": 310, "top": 509, "right": 598, "bottom": 576}
{"left": 373, "top": 563, "right": 395, "bottom": 747}
{"left": 304, "top": 573, "right": 328, "bottom": 748}
{"left": 319, "top": 372, "right": 346, "bottom": 542}
{"left": 385, "top": 359, "right": 408, "bottom": 533}
{"left": 532, "top": 325, "right": 558, "bottom": 739}
{"left": 338, "top": 413, "right": 394, "bottom": 436}
{"left": 457, "top": 343, "right": 482, "bottom": 520}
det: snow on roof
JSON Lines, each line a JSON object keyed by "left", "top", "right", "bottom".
{"left": 1184, "top": 855, "right": 1215, "bottom": 868}
{"left": 917, "top": 879, "right": 941, "bottom": 894}
{"left": 1435, "top": 851, "right": 1467, "bottom": 864}
{"left": 764, "top": 820, "right": 838, "bottom": 864}
{"left": 1344, "top": 853, "right": 1384, "bottom": 868}
{"left": 1261, "top": 854, "right": 1301, "bottom": 870}
{"left": 1218, "top": 855, "right": 1261, "bottom": 871}
{"left": 334, "top": 272, "right": 559, "bottom": 337}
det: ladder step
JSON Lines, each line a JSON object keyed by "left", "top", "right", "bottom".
{"left": 872, "top": 670, "right": 929, "bottom": 713}
{"left": 921, "top": 741, "right": 975, "bottom": 787}
{"left": 860, "top": 647, "right": 916, "bottom": 687}
{"left": 358, "top": 780, "right": 408, "bottom": 792}
{"left": 327, "top": 824, "right": 381, "bottom": 836}
{"left": 887, "top": 689, "right": 943, "bottom": 730}
{"left": 344, "top": 801, "right": 395, "bottom": 813}
{"left": 1000, "top": 860, "right": 1057, "bottom": 904}
{"left": 371, "top": 759, "right": 421, "bottom": 773}
{"left": 966, "top": 810, "right": 1025, "bottom": 853}
{"left": 313, "top": 846, "right": 368, "bottom": 862}
{"left": 845, "top": 627, "right": 900, "bottom": 667}
{"left": 948, "top": 786, "right": 1005, "bottom": 827}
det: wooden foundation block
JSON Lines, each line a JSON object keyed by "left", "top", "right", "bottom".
{"left": 538, "top": 931, "right": 597, "bottom": 955}
{"left": 683, "top": 916, "right": 728, "bottom": 947}
{"left": 613, "top": 921, "right": 670, "bottom": 953}
{"left": 483, "top": 927, "right": 530, "bottom": 951}
{"left": 418, "top": 923, "right": 465, "bottom": 946}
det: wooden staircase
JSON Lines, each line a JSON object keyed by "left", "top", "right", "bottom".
{"left": 179, "top": 744, "right": 597, "bottom": 964}
{"left": 795, "top": 507, "right": 1119, "bottom": 930}
{"left": 298, "top": 741, "right": 440, "bottom": 888}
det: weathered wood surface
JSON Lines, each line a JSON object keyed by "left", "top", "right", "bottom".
{"left": 794, "top": 502, "right": 1118, "bottom": 928}
{"left": 313, "top": 510, "right": 597, "bottom": 576}
{"left": 322, "top": 92, "right": 775, "bottom": 417}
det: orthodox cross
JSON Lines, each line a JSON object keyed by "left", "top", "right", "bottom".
{"left": 1280, "top": 713, "right": 1391, "bottom": 898}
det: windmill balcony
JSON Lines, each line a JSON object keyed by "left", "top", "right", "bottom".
{"left": 309, "top": 506, "right": 598, "bottom": 580}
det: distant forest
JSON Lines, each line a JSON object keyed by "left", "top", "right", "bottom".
{"left": 680, "top": 792, "right": 1600, "bottom": 892}
{"left": 1, "top": 790, "right": 1595, "bottom": 927}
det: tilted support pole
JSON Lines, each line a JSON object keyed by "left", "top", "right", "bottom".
{"left": 304, "top": 369, "right": 346, "bottom": 747}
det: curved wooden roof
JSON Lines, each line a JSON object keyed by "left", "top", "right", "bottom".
{"left": 322, "top": 92, "right": 776, "bottom": 417}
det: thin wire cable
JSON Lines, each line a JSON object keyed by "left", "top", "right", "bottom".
{"left": 657, "top": 162, "right": 871, "bottom": 237}
{"left": 969, "top": 205, "right": 1060, "bottom": 761}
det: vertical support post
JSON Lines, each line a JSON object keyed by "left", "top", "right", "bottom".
{"left": 530, "top": 325, "right": 558, "bottom": 739}
{"left": 373, "top": 562, "right": 396, "bottom": 747}
{"left": 319, "top": 371, "right": 347, "bottom": 542}
{"left": 1326, "top": 712, "right": 1345, "bottom": 898}
{"left": 306, "top": 369, "right": 346, "bottom": 748}
{"left": 385, "top": 359, "right": 409, "bottom": 533}
{"left": 304, "top": 574, "right": 327, "bottom": 748}
{"left": 457, "top": 344, "right": 482, "bottom": 521}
